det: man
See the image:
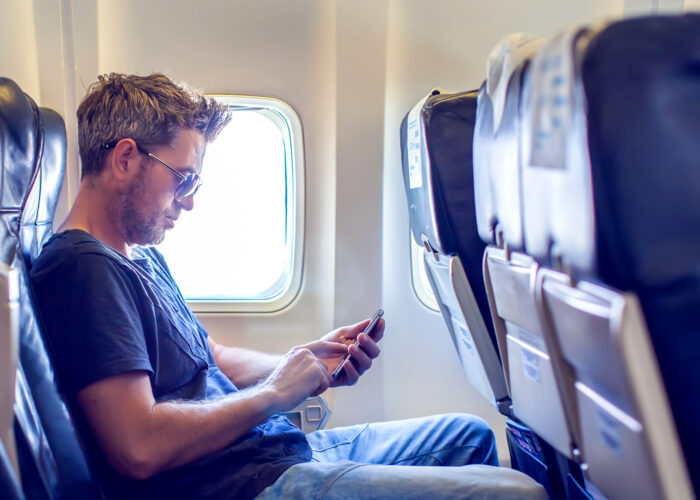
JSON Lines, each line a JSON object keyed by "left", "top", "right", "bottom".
{"left": 30, "top": 73, "right": 544, "bottom": 499}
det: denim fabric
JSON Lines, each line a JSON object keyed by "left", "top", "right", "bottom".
{"left": 256, "top": 414, "right": 547, "bottom": 500}
{"left": 308, "top": 413, "right": 497, "bottom": 466}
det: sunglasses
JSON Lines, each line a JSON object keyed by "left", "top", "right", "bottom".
{"left": 102, "top": 140, "right": 203, "bottom": 202}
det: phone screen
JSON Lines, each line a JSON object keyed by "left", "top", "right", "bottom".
{"left": 331, "top": 309, "right": 384, "bottom": 379}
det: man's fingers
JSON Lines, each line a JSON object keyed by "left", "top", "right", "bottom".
{"left": 352, "top": 343, "right": 375, "bottom": 374}
{"left": 371, "top": 318, "right": 385, "bottom": 342}
{"left": 337, "top": 358, "right": 360, "bottom": 386}
{"left": 342, "top": 318, "right": 384, "bottom": 377}
{"left": 356, "top": 332, "right": 381, "bottom": 359}
{"left": 311, "top": 356, "right": 332, "bottom": 396}
{"left": 304, "top": 339, "right": 348, "bottom": 355}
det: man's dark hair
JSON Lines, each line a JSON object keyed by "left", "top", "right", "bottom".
{"left": 77, "top": 73, "right": 231, "bottom": 177}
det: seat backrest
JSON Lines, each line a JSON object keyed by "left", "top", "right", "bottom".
{"left": 0, "top": 77, "right": 99, "bottom": 499}
{"left": 473, "top": 47, "right": 533, "bottom": 251}
{"left": 472, "top": 35, "right": 582, "bottom": 461}
{"left": 20, "top": 105, "right": 66, "bottom": 268}
{"left": 521, "top": 15, "right": 698, "bottom": 500}
{"left": 400, "top": 89, "right": 509, "bottom": 412}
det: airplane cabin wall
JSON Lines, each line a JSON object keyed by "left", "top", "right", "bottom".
{"left": 1, "top": 0, "right": 698, "bottom": 463}
{"left": 0, "top": 0, "right": 40, "bottom": 99}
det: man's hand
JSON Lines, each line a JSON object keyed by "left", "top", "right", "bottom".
{"left": 210, "top": 315, "right": 385, "bottom": 406}
{"left": 311, "top": 317, "right": 385, "bottom": 387}
{"left": 260, "top": 345, "right": 339, "bottom": 413}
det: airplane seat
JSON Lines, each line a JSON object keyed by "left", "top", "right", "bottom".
{"left": 0, "top": 76, "right": 100, "bottom": 499}
{"left": 399, "top": 88, "right": 509, "bottom": 413}
{"left": 474, "top": 34, "right": 581, "bottom": 461}
{"left": 473, "top": 34, "right": 591, "bottom": 499}
{"left": 520, "top": 15, "right": 699, "bottom": 500}
{"left": 399, "top": 85, "right": 548, "bottom": 500}
{"left": 474, "top": 33, "right": 544, "bottom": 252}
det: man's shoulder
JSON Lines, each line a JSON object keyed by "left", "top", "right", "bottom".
{"left": 31, "top": 229, "right": 130, "bottom": 280}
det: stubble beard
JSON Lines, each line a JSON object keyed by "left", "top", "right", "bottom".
{"left": 112, "top": 169, "right": 168, "bottom": 246}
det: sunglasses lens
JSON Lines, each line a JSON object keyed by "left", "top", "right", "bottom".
{"left": 175, "top": 174, "right": 201, "bottom": 201}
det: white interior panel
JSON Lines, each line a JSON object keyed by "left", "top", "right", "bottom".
{"left": 0, "top": 0, "right": 40, "bottom": 98}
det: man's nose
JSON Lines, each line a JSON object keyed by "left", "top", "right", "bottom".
{"left": 177, "top": 193, "right": 195, "bottom": 211}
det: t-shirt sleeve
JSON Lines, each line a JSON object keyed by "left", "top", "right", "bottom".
{"left": 32, "top": 252, "right": 154, "bottom": 394}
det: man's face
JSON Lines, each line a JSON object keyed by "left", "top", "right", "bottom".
{"left": 113, "top": 128, "right": 206, "bottom": 246}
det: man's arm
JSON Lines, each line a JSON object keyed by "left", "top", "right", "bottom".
{"left": 207, "top": 338, "right": 282, "bottom": 388}
{"left": 78, "top": 346, "right": 331, "bottom": 480}
{"left": 209, "top": 318, "right": 384, "bottom": 389}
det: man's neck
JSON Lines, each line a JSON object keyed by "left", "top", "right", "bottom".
{"left": 59, "top": 178, "right": 131, "bottom": 257}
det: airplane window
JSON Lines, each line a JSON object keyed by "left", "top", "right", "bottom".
{"left": 410, "top": 238, "right": 439, "bottom": 311}
{"left": 158, "top": 96, "right": 304, "bottom": 313}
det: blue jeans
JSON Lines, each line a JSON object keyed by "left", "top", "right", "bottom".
{"left": 256, "top": 413, "right": 546, "bottom": 499}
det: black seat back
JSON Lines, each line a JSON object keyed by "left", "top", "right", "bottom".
{"left": 518, "top": 15, "right": 698, "bottom": 499}
{"left": 400, "top": 89, "right": 509, "bottom": 412}
{"left": 0, "top": 77, "right": 98, "bottom": 499}
{"left": 20, "top": 107, "right": 66, "bottom": 267}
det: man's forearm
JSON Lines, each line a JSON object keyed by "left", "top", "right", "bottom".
{"left": 80, "top": 347, "right": 331, "bottom": 481}
{"left": 139, "top": 384, "right": 279, "bottom": 476}
{"left": 79, "top": 373, "right": 283, "bottom": 480}
{"left": 210, "top": 343, "right": 283, "bottom": 388}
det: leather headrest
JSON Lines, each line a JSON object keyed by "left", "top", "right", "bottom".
{"left": 0, "top": 78, "right": 43, "bottom": 214}
{"left": 400, "top": 89, "right": 479, "bottom": 257}
{"left": 0, "top": 77, "right": 66, "bottom": 265}
{"left": 520, "top": 24, "right": 601, "bottom": 270}
{"left": 21, "top": 108, "right": 66, "bottom": 265}
{"left": 584, "top": 14, "right": 700, "bottom": 290}
{"left": 473, "top": 63, "right": 529, "bottom": 250}
{"left": 518, "top": 14, "right": 700, "bottom": 290}
{"left": 0, "top": 77, "right": 43, "bottom": 264}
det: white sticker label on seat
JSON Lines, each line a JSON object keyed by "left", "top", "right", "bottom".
{"left": 454, "top": 318, "right": 476, "bottom": 357}
{"left": 520, "top": 348, "right": 541, "bottom": 383}
{"left": 407, "top": 95, "right": 428, "bottom": 189}
{"left": 595, "top": 407, "right": 623, "bottom": 456}
{"left": 528, "top": 28, "right": 578, "bottom": 170}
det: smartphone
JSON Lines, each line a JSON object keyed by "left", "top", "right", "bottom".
{"left": 331, "top": 308, "right": 384, "bottom": 379}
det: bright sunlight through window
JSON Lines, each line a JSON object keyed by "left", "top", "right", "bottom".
{"left": 158, "top": 96, "right": 304, "bottom": 312}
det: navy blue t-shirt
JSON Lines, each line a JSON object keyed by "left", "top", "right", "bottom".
{"left": 30, "top": 230, "right": 311, "bottom": 499}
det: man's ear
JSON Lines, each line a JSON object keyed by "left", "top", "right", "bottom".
{"left": 109, "top": 138, "right": 142, "bottom": 182}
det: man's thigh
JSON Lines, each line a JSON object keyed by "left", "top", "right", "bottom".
{"left": 256, "top": 461, "right": 547, "bottom": 500}
{"left": 305, "top": 413, "right": 498, "bottom": 466}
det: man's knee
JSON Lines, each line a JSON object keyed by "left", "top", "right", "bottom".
{"left": 414, "top": 413, "right": 498, "bottom": 466}
{"left": 441, "top": 412, "right": 492, "bottom": 436}
{"left": 440, "top": 413, "right": 498, "bottom": 465}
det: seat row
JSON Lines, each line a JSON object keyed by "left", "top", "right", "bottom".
{"left": 400, "top": 14, "right": 700, "bottom": 500}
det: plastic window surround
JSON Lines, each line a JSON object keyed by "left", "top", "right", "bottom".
{"left": 162, "top": 95, "right": 305, "bottom": 313}
{"left": 410, "top": 234, "right": 439, "bottom": 311}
